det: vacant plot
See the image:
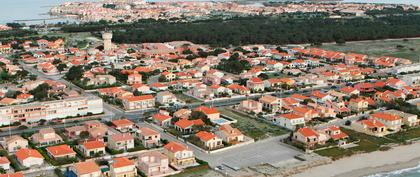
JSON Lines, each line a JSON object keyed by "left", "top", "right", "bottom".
{"left": 315, "top": 128, "right": 396, "bottom": 160}
{"left": 386, "top": 126, "right": 420, "bottom": 143}
{"left": 175, "top": 93, "right": 202, "bottom": 104}
{"left": 320, "top": 38, "right": 420, "bottom": 62}
{"left": 169, "top": 169, "right": 222, "bottom": 177}
{"left": 218, "top": 108, "right": 288, "bottom": 140}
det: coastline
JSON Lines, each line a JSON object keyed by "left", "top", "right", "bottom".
{"left": 292, "top": 142, "right": 420, "bottom": 177}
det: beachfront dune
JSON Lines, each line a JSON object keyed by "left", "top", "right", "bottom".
{"left": 293, "top": 142, "right": 420, "bottom": 177}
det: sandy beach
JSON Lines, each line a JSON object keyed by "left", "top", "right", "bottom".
{"left": 292, "top": 142, "right": 420, "bottom": 177}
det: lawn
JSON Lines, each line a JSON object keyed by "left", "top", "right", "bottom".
{"left": 218, "top": 108, "right": 288, "bottom": 140}
{"left": 315, "top": 128, "right": 396, "bottom": 160}
{"left": 175, "top": 93, "right": 202, "bottom": 104}
{"left": 386, "top": 126, "right": 420, "bottom": 143}
{"left": 320, "top": 38, "right": 420, "bottom": 62}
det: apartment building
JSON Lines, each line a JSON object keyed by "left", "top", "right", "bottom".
{"left": 0, "top": 96, "right": 103, "bottom": 125}
{"left": 121, "top": 95, "right": 155, "bottom": 110}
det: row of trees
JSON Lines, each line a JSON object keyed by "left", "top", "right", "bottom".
{"left": 62, "top": 14, "right": 420, "bottom": 47}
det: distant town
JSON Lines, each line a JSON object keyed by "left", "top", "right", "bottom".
{"left": 50, "top": 0, "right": 418, "bottom": 22}
{"left": 0, "top": 0, "right": 420, "bottom": 177}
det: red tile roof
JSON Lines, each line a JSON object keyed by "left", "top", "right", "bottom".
{"left": 15, "top": 148, "right": 43, "bottom": 161}
{"left": 112, "top": 157, "right": 134, "bottom": 168}
{"left": 297, "top": 127, "right": 318, "bottom": 137}
{"left": 196, "top": 131, "right": 217, "bottom": 142}
{"left": 111, "top": 119, "right": 134, "bottom": 128}
{"left": 152, "top": 113, "right": 172, "bottom": 122}
{"left": 164, "top": 142, "right": 188, "bottom": 153}
{"left": 82, "top": 140, "right": 105, "bottom": 150}
{"left": 46, "top": 144, "right": 75, "bottom": 157}
{"left": 0, "top": 172, "right": 24, "bottom": 177}
{"left": 194, "top": 106, "right": 219, "bottom": 115}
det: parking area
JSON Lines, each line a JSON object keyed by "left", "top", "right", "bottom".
{"left": 205, "top": 137, "right": 302, "bottom": 169}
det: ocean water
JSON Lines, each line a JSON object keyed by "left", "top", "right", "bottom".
{"left": 366, "top": 163, "right": 420, "bottom": 177}
{"left": 0, "top": 0, "right": 97, "bottom": 24}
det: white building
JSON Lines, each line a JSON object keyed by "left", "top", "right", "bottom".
{"left": 400, "top": 73, "right": 420, "bottom": 86}
{"left": 156, "top": 91, "right": 177, "bottom": 105}
{"left": 0, "top": 96, "right": 103, "bottom": 125}
{"left": 273, "top": 114, "right": 305, "bottom": 130}
{"left": 390, "top": 63, "right": 420, "bottom": 74}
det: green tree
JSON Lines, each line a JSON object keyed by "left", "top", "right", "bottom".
{"left": 66, "top": 66, "right": 84, "bottom": 81}
{"left": 29, "top": 83, "right": 51, "bottom": 101}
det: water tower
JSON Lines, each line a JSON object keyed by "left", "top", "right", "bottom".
{"left": 102, "top": 31, "right": 113, "bottom": 51}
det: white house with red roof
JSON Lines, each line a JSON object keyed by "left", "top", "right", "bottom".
{"left": 246, "top": 77, "right": 265, "bottom": 92}
{"left": 319, "top": 126, "right": 348, "bottom": 141}
{"left": 0, "top": 157, "right": 10, "bottom": 170}
{"left": 352, "top": 119, "right": 387, "bottom": 137}
{"left": 137, "top": 127, "right": 161, "bottom": 148}
{"left": 195, "top": 131, "right": 223, "bottom": 150}
{"left": 79, "top": 140, "right": 106, "bottom": 157}
{"left": 127, "top": 73, "right": 142, "bottom": 85}
{"left": 274, "top": 113, "right": 305, "bottom": 130}
{"left": 108, "top": 133, "right": 135, "bottom": 151}
{"left": 152, "top": 113, "right": 172, "bottom": 127}
{"left": 121, "top": 95, "right": 155, "bottom": 110}
{"left": 194, "top": 106, "right": 220, "bottom": 121}
{"left": 110, "top": 157, "right": 137, "bottom": 177}
{"left": 293, "top": 127, "right": 324, "bottom": 147}
{"left": 46, "top": 144, "right": 76, "bottom": 159}
{"left": 370, "top": 112, "right": 402, "bottom": 131}
{"left": 163, "top": 141, "right": 196, "bottom": 167}
{"left": 15, "top": 148, "right": 44, "bottom": 167}
{"left": 111, "top": 119, "right": 135, "bottom": 133}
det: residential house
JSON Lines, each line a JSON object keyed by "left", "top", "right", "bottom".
{"left": 152, "top": 113, "right": 172, "bottom": 127}
{"left": 370, "top": 112, "right": 402, "bottom": 131}
{"left": 173, "top": 109, "right": 191, "bottom": 119}
{"left": 46, "top": 144, "right": 76, "bottom": 159}
{"left": 215, "top": 124, "right": 244, "bottom": 144}
{"left": 127, "top": 73, "right": 142, "bottom": 85}
{"left": 31, "top": 128, "right": 63, "bottom": 146}
{"left": 156, "top": 91, "right": 177, "bottom": 105}
{"left": 137, "top": 127, "right": 161, "bottom": 148}
{"left": 246, "top": 77, "right": 265, "bottom": 92}
{"left": 108, "top": 133, "right": 135, "bottom": 151}
{"left": 163, "top": 142, "right": 196, "bottom": 167}
{"left": 195, "top": 131, "right": 223, "bottom": 150}
{"left": 385, "top": 109, "right": 418, "bottom": 127}
{"left": 137, "top": 151, "right": 170, "bottom": 177}
{"left": 121, "top": 95, "right": 155, "bottom": 110}
{"left": 111, "top": 119, "right": 135, "bottom": 133}
{"left": 70, "top": 161, "right": 102, "bottom": 177}
{"left": 194, "top": 106, "right": 220, "bottom": 121}
{"left": 292, "top": 107, "right": 319, "bottom": 122}
{"left": 352, "top": 119, "right": 387, "bottom": 137}
{"left": 227, "top": 84, "right": 250, "bottom": 95}
{"left": 0, "top": 172, "right": 23, "bottom": 177}
{"left": 238, "top": 99, "right": 263, "bottom": 114}
{"left": 348, "top": 98, "right": 369, "bottom": 112}
{"left": 319, "top": 126, "right": 349, "bottom": 141}
{"left": 274, "top": 113, "right": 305, "bottom": 130}
{"left": 259, "top": 95, "right": 282, "bottom": 113}
{"left": 0, "top": 157, "right": 10, "bottom": 170}
{"left": 110, "top": 157, "right": 137, "bottom": 177}
{"left": 3, "top": 135, "right": 28, "bottom": 153}
{"left": 293, "top": 127, "right": 327, "bottom": 147}
{"left": 174, "top": 119, "right": 196, "bottom": 134}
{"left": 79, "top": 140, "right": 106, "bottom": 157}
{"left": 15, "top": 148, "right": 44, "bottom": 167}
